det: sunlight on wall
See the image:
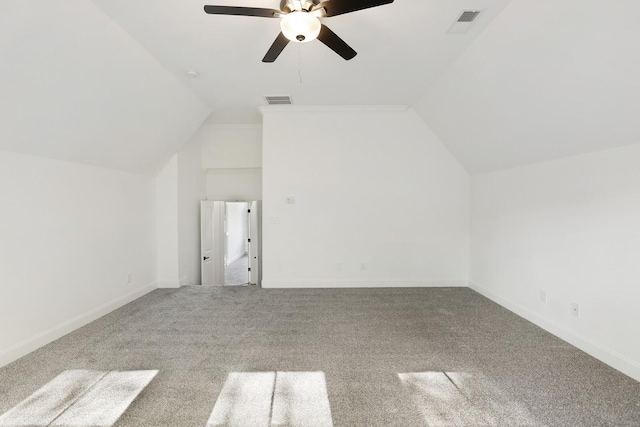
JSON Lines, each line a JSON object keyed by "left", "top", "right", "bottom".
{"left": 398, "top": 371, "right": 535, "bottom": 426}
{"left": 0, "top": 370, "right": 157, "bottom": 427}
{"left": 207, "top": 371, "right": 333, "bottom": 427}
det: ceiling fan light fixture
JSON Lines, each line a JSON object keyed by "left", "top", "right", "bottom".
{"left": 280, "top": 12, "right": 321, "bottom": 43}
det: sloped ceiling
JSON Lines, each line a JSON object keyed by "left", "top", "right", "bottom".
{"left": 4, "top": 0, "right": 634, "bottom": 176}
{"left": 90, "top": 0, "right": 512, "bottom": 124}
{"left": 0, "top": 0, "right": 210, "bottom": 175}
{"left": 414, "top": 0, "right": 640, "bottom": 174}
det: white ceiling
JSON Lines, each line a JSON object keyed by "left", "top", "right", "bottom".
{"left": 3, "top": 0, "right": 637, "bottom": 175}
{"left": 0, "top": 0, "right": 209, "bottom": 175}
{"left": 90, "top": 0, "right": 512, "bottom": 124}
{"left": 414, "top": 0, "right": 640, "bottom": 174}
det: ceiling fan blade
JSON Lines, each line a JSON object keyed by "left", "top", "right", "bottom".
{"left": 317, "top": 25, "right": 357, "bottom": 60}
{"left": 263, "top": 32, "right": 290, "bottom": 63}
{"left": 314, "top": 0, "right": 393, "bottom": 17}
{"left": 204, "top": 5, "right": 281, "bottom": 18}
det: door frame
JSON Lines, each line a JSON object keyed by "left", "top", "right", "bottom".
{"left": 201, "top": 199, "right": 261, "bottom": 286}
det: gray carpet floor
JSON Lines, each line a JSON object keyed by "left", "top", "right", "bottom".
{"left": 1, "top": 287, "right": 639, "bottom": 426}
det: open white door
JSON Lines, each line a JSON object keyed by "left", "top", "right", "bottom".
{"left": 248, "top": 201, "right": 261, "bottom": 285}
{"left": 201, "top": 201, "right": 225, "bottom": 286}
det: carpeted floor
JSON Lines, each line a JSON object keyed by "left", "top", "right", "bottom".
{"left": 1, "top": 287, "right": 639, "bottom": 426}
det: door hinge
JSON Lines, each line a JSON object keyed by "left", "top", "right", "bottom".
{"left": 248, "top": 209, "right": 251, "bottom": 213}
{"left": 248, "top": 267, "right": 252, "bottom": 272}
{"left": 248, "top": 238, "right": 251, "bottom": 242}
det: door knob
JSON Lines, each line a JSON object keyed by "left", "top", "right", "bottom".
{"left": 203, "top": 256, "right": 210, "bottom": 260}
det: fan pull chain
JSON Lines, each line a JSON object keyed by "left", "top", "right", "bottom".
{"left": 298, "top": 46, "right": 303, "bottom": 84}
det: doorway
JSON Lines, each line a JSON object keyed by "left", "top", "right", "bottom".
{"left": 201, "top": 200, "right": 261, "bottom": 286}
{"left": 224, "top": 202, "right": 249, "bottom": 286}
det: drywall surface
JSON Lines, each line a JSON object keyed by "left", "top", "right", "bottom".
{"left": 414, "top": 0, "right": 640, "bottom": 174}
{"left": 202, "top": 124, "right": 263, "bottom": 201}
{"left": 177, "top": 136, "right": 206, "bottom": 286}
{"left": 155, "top": 155, "right": 179, "bottom": 288}
{"left": 202, "top": 125, "right": 262, "bottom": 169}
{"left": 261, "top": 107, "right": 470, "bottom": 288}
{"left": 206, "top": 169, "right": 262, "bottom": 201}
{"left": 470, "top": 144, "right": 640, "bottom": 381}
{"left": 0, "top": 150, "right": 155, "bottom": 366}
{"left": 0, "top": 0, "right": 210, "bottom": 175}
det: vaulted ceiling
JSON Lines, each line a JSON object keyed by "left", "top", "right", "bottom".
{"left": 90, "top": 0, "right": 511, "bottom": 124}
{"left": 0, "top": 0, "right": 210, "bottom": 175}
{"left": 414, "top": 0, "right": 640, "bottom": 174}
{"left": 1, "top": 0, "right": 638, "bottom": 175}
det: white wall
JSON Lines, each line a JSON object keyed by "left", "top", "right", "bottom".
{"left": 155, "top": 155, "right": 179, "bottom": 288}
{"left": 261, "top": 107, "right": 470, "bottom": 288}
{"left": 206, "top": 169, "right": 262, "bottom": 201}
{"left": 226, "top": 203, "right": 248, "bottom": 265}
{"left": 0, "top": 150, "right": 156, "bottom": 367}
{"left": 202, "top": 124, "right": 262, "bottom": 201}
{"left": 470, "top": 144, "right": 640, "bottom": 381}
{"left": 177, "top": 136, "right": 206, "bottom": 286}
{"left": 202, "top": 125, "right": 262, "bottom": 169}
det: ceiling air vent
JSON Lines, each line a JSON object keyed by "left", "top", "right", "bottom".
{"left": 264, "top": 95, "right": 292, "bottom": 105}
{"left": 457, "top": 10, "right": 481, "bottom": 23}
{"left": 448, "top": 10, "right": 483, "bottom": 34}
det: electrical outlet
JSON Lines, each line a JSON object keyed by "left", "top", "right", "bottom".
{"left": 540, "top": 290, "right": 547, "bottom": 304}
{"left": 126, "top": 273, "right": 132, "bottom": 284}
{"left": 571, "top": 303, "right": 580, "bottom": 317}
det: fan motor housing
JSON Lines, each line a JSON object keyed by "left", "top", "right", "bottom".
{"left": 281, "top": 0, "right": 318, "bottom": 13}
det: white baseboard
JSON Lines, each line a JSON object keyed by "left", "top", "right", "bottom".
{"left": 157, "top": 281, "right": 180, "bottom": 289}
{"left": 469, "top": 281, "right": 640, "bottom": 383}
{"left": 0, "top": 282, "right": 157, "bottom": 369}
{"left": 261, "top": 279, "right": 468, "bottom": 289}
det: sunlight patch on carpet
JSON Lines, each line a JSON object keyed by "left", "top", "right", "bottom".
{"left": 206, "top": 371, "right": 333, "bottom": 427}
{"left": 398, "top": 371, "right": 535, "bottom": 426}
{"left": 0, "top": 369, "right": 157, "bottom": 427}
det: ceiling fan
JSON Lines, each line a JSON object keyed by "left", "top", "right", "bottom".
{"left": 204, "top": 0, "right": 394, "bottom": 62}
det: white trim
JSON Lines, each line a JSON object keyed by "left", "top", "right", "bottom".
{"left": 200, "top": 123, "right": 262, "bottom": 130}
{"left": 157, "top": 281, "right": 180, "bottom": 289}
{"left": 0, "top": 283, "right": 157, "bottom": 368}
{"left": 261, "top": 279, "right": 467, "bottom": 289}
{"left": 259, "top": 105, "right": 409, "bottom": 115}
{"left": 469, "top": 281, "right": 640, "bottom": 383}
{"left": 205, "top": 167, "right": 262, "bottom": 174}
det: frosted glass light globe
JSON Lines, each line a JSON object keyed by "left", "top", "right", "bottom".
{"left": 280, "top": 12, "right": 321, "bottom": 43}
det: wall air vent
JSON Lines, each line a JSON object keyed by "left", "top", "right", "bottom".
{"left": 457, "top": 10, "right": 481, "bottom": 23}
{"left": 448, "top": 10, "right": 483, "bottom": 34}
{"left": 264, "top": 95, "right": 292, "bottom": 105}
